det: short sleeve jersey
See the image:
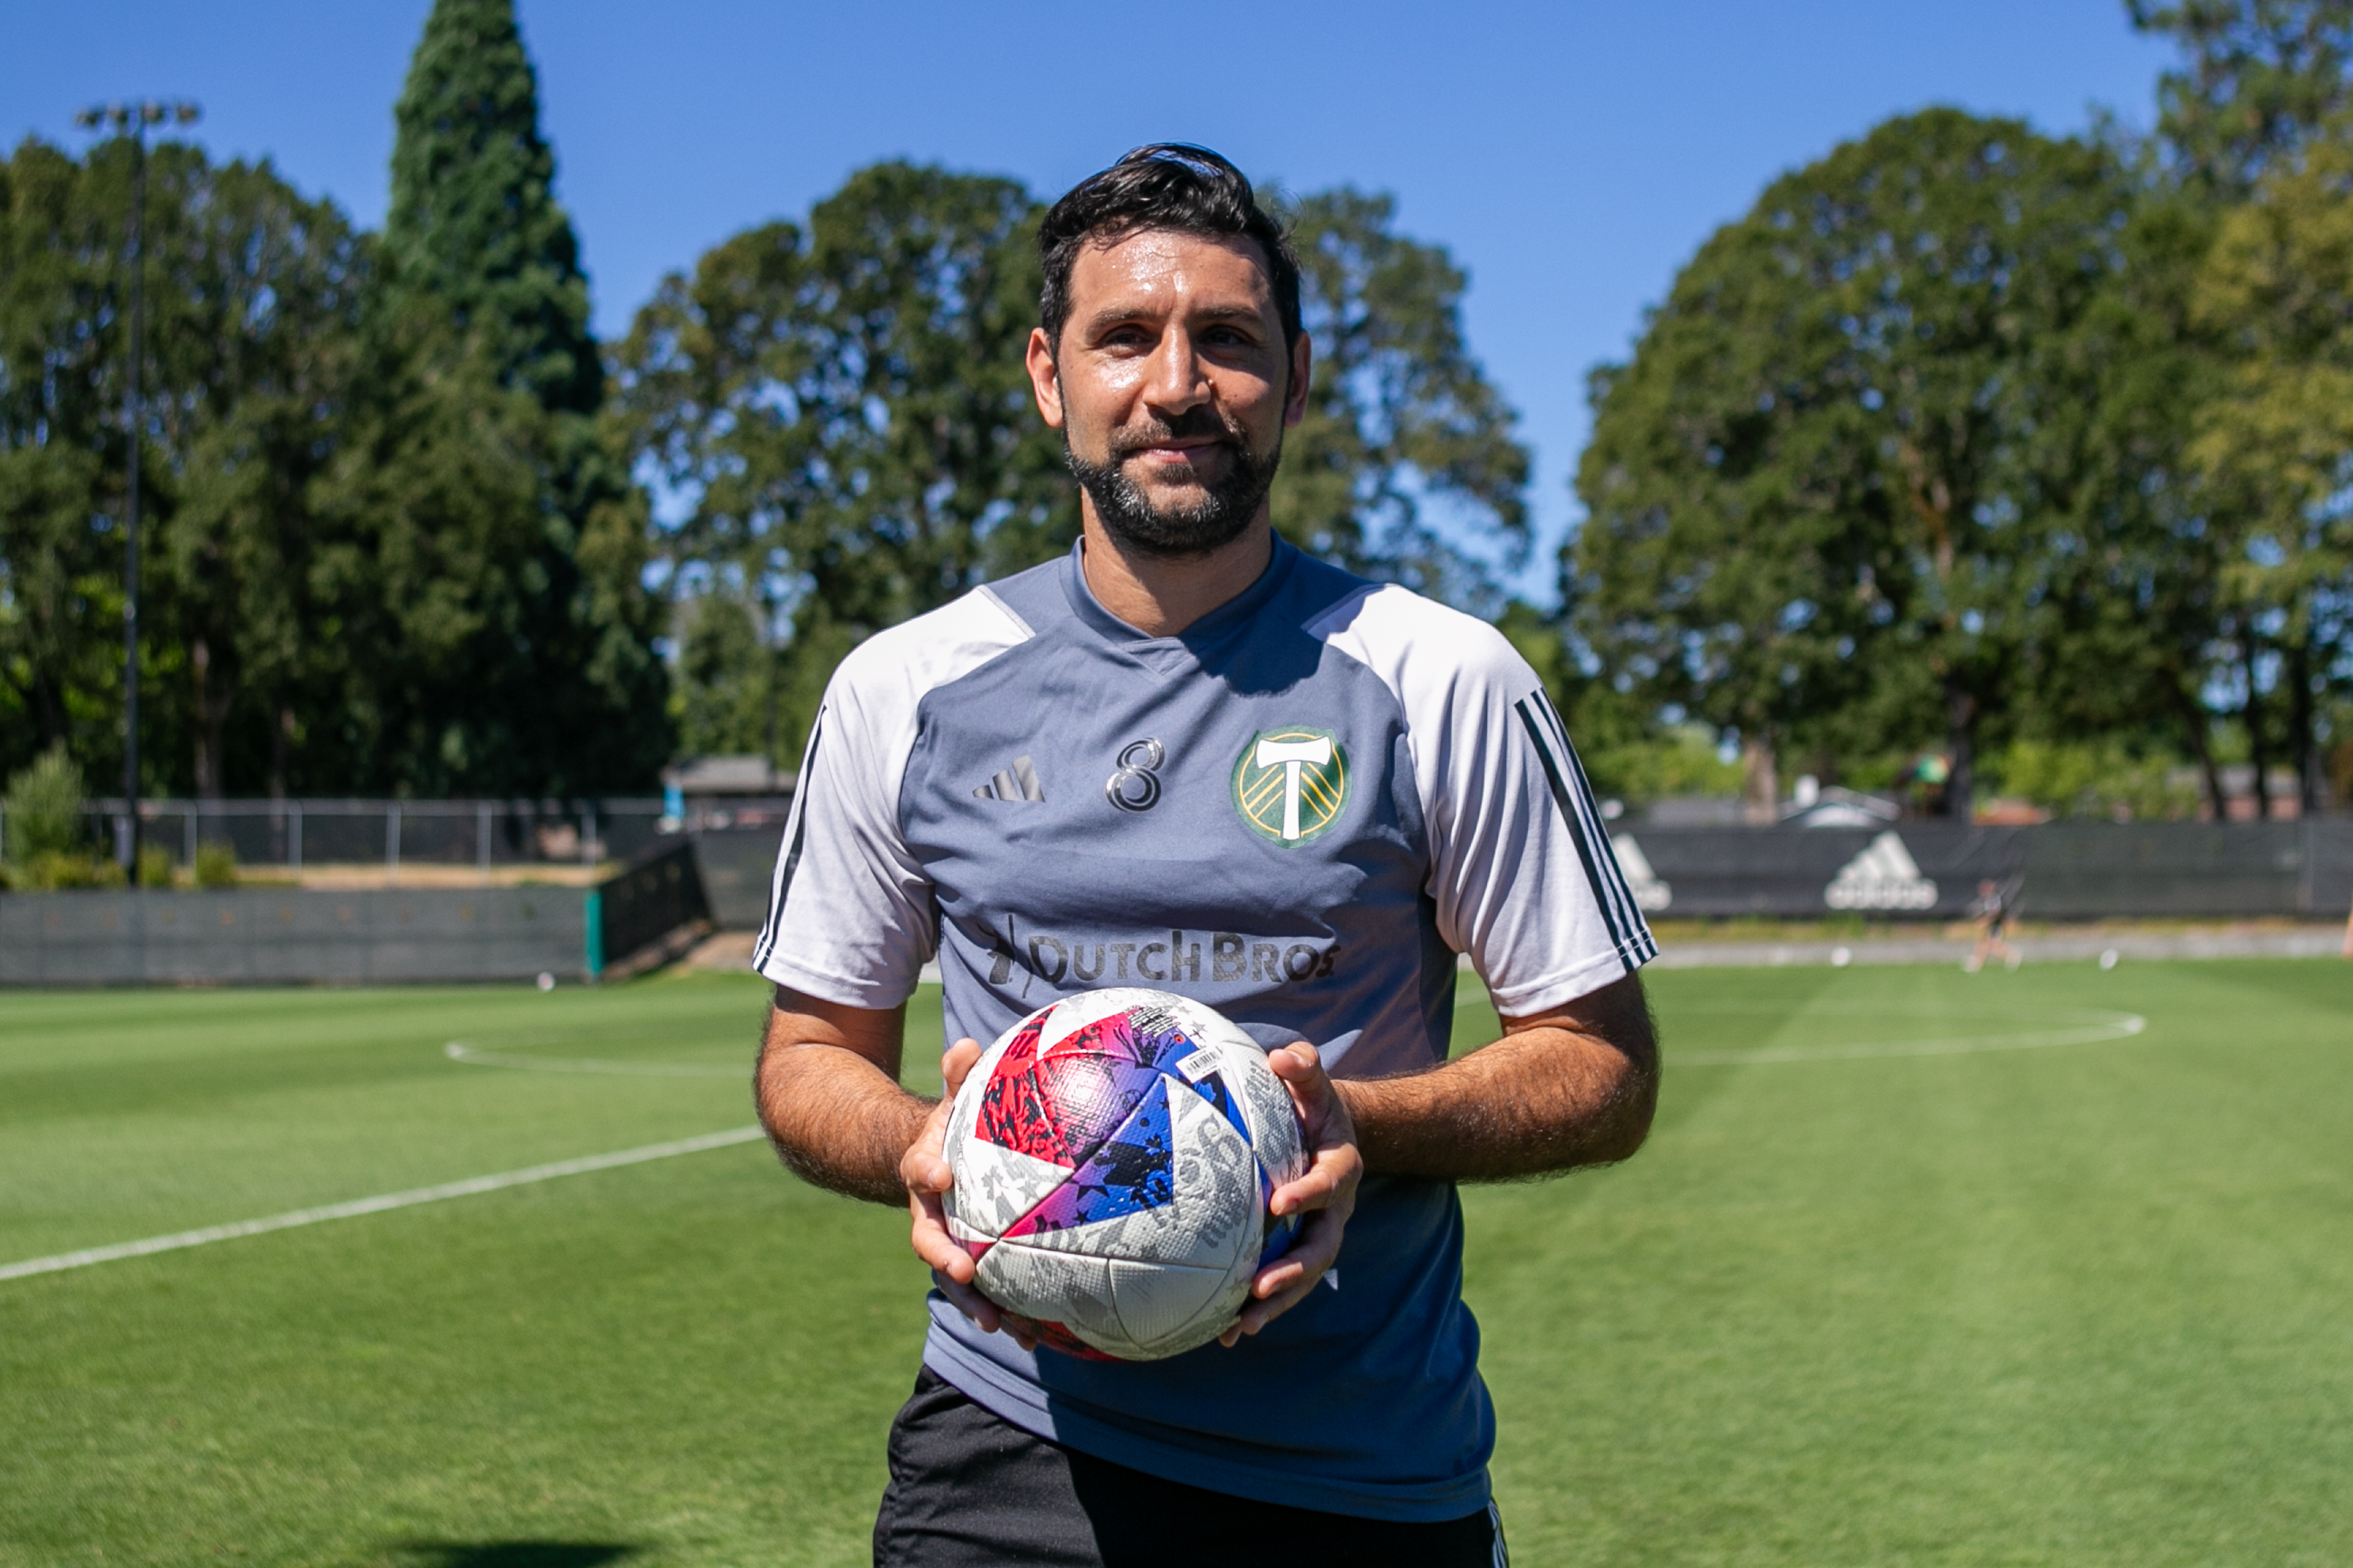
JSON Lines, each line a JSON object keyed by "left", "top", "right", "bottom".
{"left": 757, "top": 538, "right": 1654, "bottom": 1522}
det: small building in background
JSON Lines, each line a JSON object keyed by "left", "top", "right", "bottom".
{"left": 1635, "top": 795, "right": 1745, "bottom": 827}
{"left": 2215, "top": 764, "right": 2315, "bottom": 821}
{"left": 660, "top": 755, "right": 796, "bottom": 832}
{"left": 1780, "top": 775, "right": 1903, "bottom": 829}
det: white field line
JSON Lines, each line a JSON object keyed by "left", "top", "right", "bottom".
{"left": 1676, "top": 1011, "right": 2147, "bottom": 1065}
{"left": 444, "top": 1041, "right": 746, "bottom": 1078}
{"left": 1456, "top": 990, "right": 2150, "bottom": 1065}
{"left": 0, "top": 1125, "right": 766, "bottom": 1285}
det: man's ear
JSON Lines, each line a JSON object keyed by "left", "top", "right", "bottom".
{"left": 1283, "top": 331, "right": 1314, "bottom": 428}
{"left": 1026, "top": 326, "right": 1066, "bottom": 429}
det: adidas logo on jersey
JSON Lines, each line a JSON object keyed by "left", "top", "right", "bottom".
{"left": 1824, "top": 831, "right": 1938, "bottom": 911}
{"left": 973, "top": 755, "right": 1044, "bottom": 803}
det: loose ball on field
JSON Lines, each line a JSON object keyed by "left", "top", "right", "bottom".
{"left": 942, "top": 988, "right": 1308, "bottom": 1360}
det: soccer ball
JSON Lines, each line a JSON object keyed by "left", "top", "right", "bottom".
{"left": 941, "top": 987, "right": 1308, "bottom": 1360}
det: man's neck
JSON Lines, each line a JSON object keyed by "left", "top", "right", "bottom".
{"left": 1078, "top": 509, "right": 1275, "bottom": 638}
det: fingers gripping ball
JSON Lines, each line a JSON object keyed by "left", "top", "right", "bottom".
{"left": 942, "top": 989, "right": 1308, "bottom": 1360}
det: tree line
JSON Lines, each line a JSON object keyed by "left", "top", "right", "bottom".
{"left": 6, "top": 0, "right": 2350, "bottom": 825}
{"left": 1561, "top": 1, "right": 2353, "bottom": 820}
{"left": 0, "top": 0, "right": 668, "bottom": 802}
{"left": 614, "top": 173, "right": 1531, "bottom": 770}
{"left": 0, "top": 0, "right": 1528, "bottom": 804}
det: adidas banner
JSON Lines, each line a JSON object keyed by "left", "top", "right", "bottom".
{"left": 1601, "top": 821, "right": 2353, "bottom": 921}
{"left": 686, "top": 819, "right": 2352, "bottom": 932}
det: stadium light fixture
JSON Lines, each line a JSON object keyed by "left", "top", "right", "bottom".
{"left": 74, "top": 99, "right": 200, "bottom": 879}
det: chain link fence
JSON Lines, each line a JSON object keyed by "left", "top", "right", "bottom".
{"left": 40, "top": 798, "right": 707, "bottom": 878}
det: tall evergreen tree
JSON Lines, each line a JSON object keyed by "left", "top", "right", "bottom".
{"left": 358, "top": 0, "right": 669, "bottom": 796}
{"left": 384, "top": 0, "right": 598, "bottom": 415}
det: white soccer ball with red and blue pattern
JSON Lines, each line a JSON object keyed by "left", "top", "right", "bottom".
{"left": 941, "top": 987, "right": 1308, "bottom": 1361}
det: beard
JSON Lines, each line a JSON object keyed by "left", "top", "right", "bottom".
{"left": 1064, "top": 404, "right": 1283, "bottom": 559}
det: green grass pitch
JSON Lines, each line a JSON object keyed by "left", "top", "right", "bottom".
{"left": 2, "top": 958, "right": 2348, "bottom": 1566}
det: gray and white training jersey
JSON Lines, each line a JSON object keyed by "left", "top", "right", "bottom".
{"left": 757, "top": 537, "right": 1653, "bottom": 1522}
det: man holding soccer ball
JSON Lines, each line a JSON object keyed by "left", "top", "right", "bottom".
{"left": 754, "top": 145, "right": 1659, "bottom": 1567}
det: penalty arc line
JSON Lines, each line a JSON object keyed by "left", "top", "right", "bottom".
{"left": 1675, "top": 1012, "right": 2147, "bottom": 1065}
{"left": 444, "top": 1040, "right": 747, "bottom": 1078}
{"left": 1451, "top": 993, "right": 2151, "bottom": 1064}
{"left": 0, "top": 1125, "right": 768, "bottom": 1286}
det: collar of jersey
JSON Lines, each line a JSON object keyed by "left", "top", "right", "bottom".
{"left": 1058, "top": 533, "right": 1301, "bottom": 655}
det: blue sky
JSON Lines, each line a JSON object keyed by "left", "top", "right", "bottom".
{"left": 6, "top": 1, "right": 2178, "bottom": 600}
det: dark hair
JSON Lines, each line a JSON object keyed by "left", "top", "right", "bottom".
{"left": 1037, "top": 143, "right": 1302, "bottom": 355}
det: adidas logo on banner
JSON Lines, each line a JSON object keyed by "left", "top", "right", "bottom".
{"left": 974, "top": 755, "right": 1044, "bottom": 804}
{"left": 1824, "top": 830, "right": 1938, "bottom": 911}
{"left": 1609, "top": 835, "right": 1673, "bottom": 911}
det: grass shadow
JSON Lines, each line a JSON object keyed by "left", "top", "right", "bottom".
{"left": 397, "top": 1544, "right": 640, "bottom": 1568}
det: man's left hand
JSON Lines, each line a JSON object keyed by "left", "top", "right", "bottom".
{"left": 1221, "top": 1042, "right": 1361, "bottom": 1346}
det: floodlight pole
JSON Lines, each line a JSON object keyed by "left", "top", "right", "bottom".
{"left": 77, "top": 99, "right": 198, "bottom": 879}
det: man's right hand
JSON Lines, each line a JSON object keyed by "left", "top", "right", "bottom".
{"left": 903, "top": 1038, "right": 1041, "bottom": 1352}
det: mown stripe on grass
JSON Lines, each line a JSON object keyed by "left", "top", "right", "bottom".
{"left": 0, "top": 1125, "right": 766, "bottom": 1284}
{"left": 444, "top": 1040, "right": 748, "bottom": 1077}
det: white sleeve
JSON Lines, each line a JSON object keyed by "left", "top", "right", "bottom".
{"left": 752, "top": 588, "right": 1031, "bottom": 1009}
{"left": 1312, "top": 587, "right": 1656, "bottom": 1017}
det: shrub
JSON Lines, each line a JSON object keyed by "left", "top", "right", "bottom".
{"left": 4, "top": 744, "right": 89, "bottom": 866}
{"left": 1583, "top": 724, "right": 1746, "bottom": 808}
{"left": 1983, "top": 739, "right": 2200, "bottom": 821}
{"left": 137, "top": 845, "right": 177, "bottom": 889}
{"left": 12, "top": 850, "right": 126, "bottom": 891}
{"left": 193, "top": 843, "right": 239, "bottom": 889}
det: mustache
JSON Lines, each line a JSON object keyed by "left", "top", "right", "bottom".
{"left": 1106, "top": 405, "right": 1250, "bottom": 458}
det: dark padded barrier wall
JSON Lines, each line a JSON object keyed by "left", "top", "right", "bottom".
{"left": 0, "top": 886, "right": 586, "bottom": 986}
{"left": 691, "top": 827, "right": 783, "bottom": 932}
{"left": 1609, "top": 821, "right": 2353, "bottom": 919}
{"left": 594, "top": 840, "right": 713, "bottom": 973}
{"left": 699, "top": 818, "right": 2353, "bottom": 928}
{"left": 9, "top": 820, "right": 2342, "bottom": 986}
{"left": 2017, "top": 821, "right": 2352, "bottom": 918}
{"left": 1607, "top": 825, "right": 2022, "bottom": 919}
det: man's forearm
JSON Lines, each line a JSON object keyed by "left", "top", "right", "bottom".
{"left": 755, "top": 1039, "right": 932, "bottom": 1206}
{"left": 1338, "top": 980, "right": 1658, "bottom": 1182}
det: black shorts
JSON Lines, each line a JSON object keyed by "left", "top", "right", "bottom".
{"left": 874, "top": 1367, "right": 1507, "bottom": 1568}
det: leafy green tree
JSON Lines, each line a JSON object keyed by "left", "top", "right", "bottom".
{"left": 1274, "top": 188, "right": 1531, "bottom": 605}
{"left": 2131, "top": 0, "right": 2353, "bottom": 190}
{"left": 1, "top": 136, "right": 372, "bottom": 800}
{"left": 1570, "top": 111, "right": 2143, "bottom": 821}
{"left": 2122, "top": 0, "right": 2353, "bottom": 814}
{"left": 0, "top": 138, "right": 129, "bottom": 780}
{"left": 621, "top": 170, "right": 1533, "bottom": 758}
{"left": 616, "top": 163, "right": 1068, "bottom": 766}
{"left": 2009, "top": 175, "right": 2235, "bottom": 813}
{"left": 2186, "top": 112, "right": 2353, "bottom": 810}
{"left": 143, "top": 154, "right": 366, "bottom": 798}
{"left": 670, "top": 589, "right": 772, "bottom": 759}
{"left": 1983, "top": 736, "right": 2202, "bottom": 818}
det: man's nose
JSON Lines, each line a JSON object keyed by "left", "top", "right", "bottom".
{"left": 1141, "top": 327, "right": 1212, "bottom": 415}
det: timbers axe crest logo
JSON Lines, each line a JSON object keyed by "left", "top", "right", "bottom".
{"left": 1232, "top": 727, "right": 1348, "bottom": 845}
